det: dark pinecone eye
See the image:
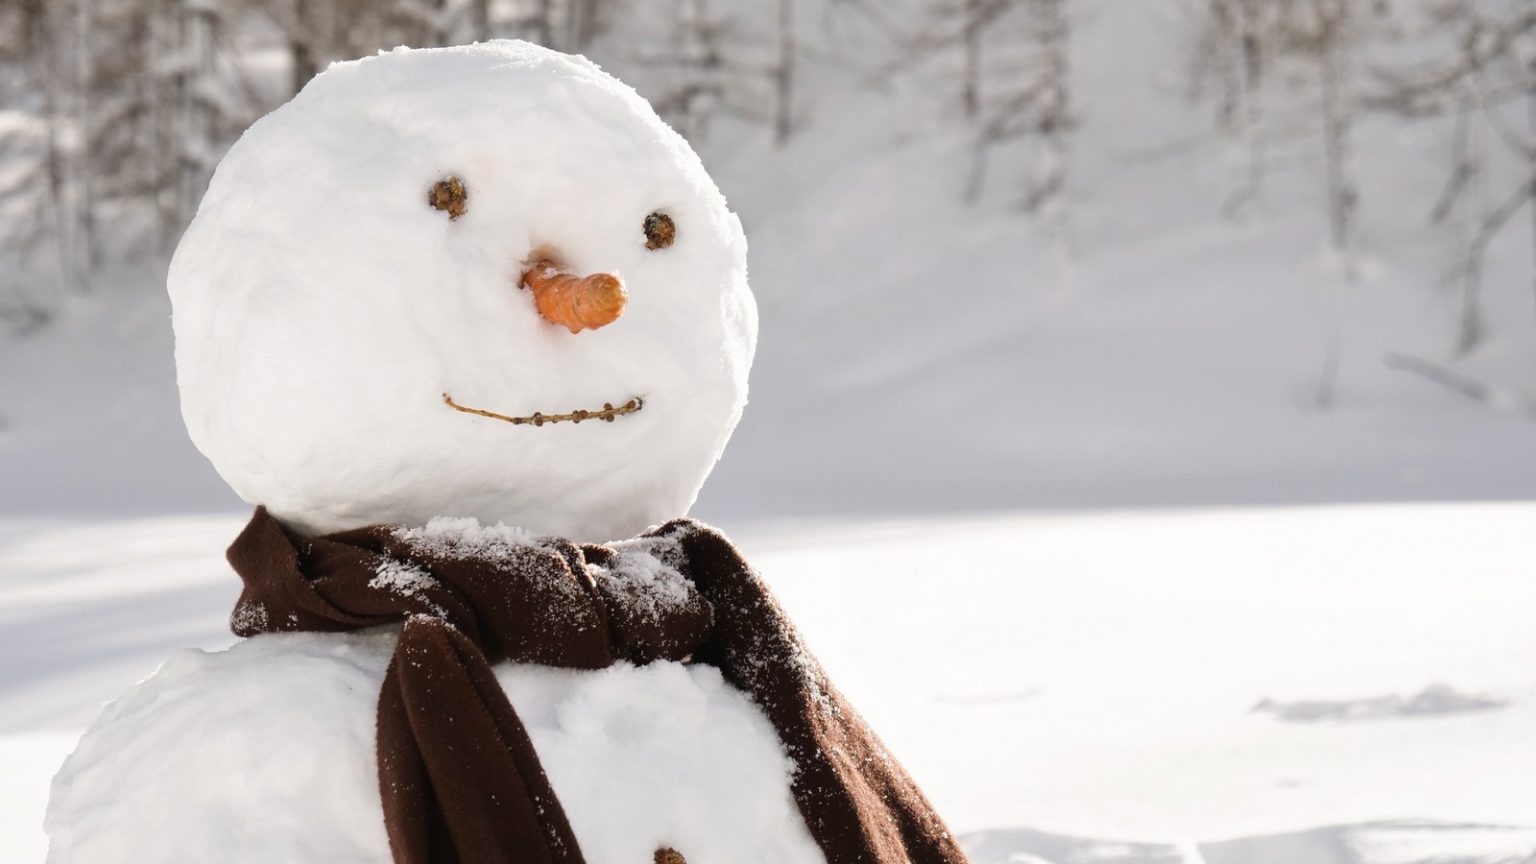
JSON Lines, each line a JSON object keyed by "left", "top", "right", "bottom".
{"left": 428, "top": 176, "right": 467, "bottom": 220}
{"left": 643, "top": 211, "right": 675, "bottom": 249}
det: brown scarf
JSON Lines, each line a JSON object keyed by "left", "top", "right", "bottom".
{"left": 227, "top": 507, "right": 967, "bottom": 864}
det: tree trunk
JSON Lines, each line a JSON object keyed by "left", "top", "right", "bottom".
{"left": 1208, "top": 0, "right": 1239, "bottom": 132}
{"left": 534, "top": 0, "right": 555, "bottom": 48}
{"left": 1452, "top": 94, "right": 1485, "bottom": 356}
{"left": 1024, "top": 0, "right": 1070, "bottom": 232}
{"left": 1317, "top": 7, "right": 1356, "bottom": 274}
{"left": 30, "top": 0, "right": 69, "bottom": 315}
{"left": 471, "top": 0, "right": 491, "bottom": 41}
{"left": 1238, "top": 0, "right": 1265, "bottom": 209}
{"left": 1526, "top": 74, "right": 1536, "bottom": 325}
{"left": 566, "top": 0, "right": 601, "bottom": 50}
{"left": 180, "top": 0, "right": 218, "bottom": 232}
{"left": 674, "top": 0, "right": 716, "bottom": 144}
{"left": 73, "top": 0, "right": 97, "bottom": 285}
{"left": 961, "top": 0, "right": 982, "bottom": 120}
{"left": 291, "top": 0, "right": 317, "bottom": 95}
{"left": 774, "top": 0, "right": 794, "bottom": 144}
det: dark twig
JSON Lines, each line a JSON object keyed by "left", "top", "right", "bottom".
{"left": 442, "top": 393, "right": 644, "bottom": 427}
{"left": 1385, "top": 352, "right": 1486, "bottom": 401}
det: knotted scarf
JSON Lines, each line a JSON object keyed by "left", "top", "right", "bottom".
{"left": 227, "top": 507, "right": 967, "bottom": 864}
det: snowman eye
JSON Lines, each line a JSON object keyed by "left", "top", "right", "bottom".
{"left": 428, "top": 176, "right": 468, "bottom": 220}
{"left": 643, "top": 212, "right": 675, "bottom": 250}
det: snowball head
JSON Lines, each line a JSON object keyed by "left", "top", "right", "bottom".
{"left": 170, "top": 42, "right": 756, "bottom": 543}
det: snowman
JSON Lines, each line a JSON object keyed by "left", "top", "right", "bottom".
{"left": 45, "top": 42, "right": 965, "bottom": 864}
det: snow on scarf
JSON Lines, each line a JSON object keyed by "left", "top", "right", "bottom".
{"left": 227, "top": 507, "right": 967, "bottom": 864}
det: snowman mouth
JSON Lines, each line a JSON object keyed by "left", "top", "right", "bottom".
{"left": 442, "top": 393, "right": 644, "bottom": 428}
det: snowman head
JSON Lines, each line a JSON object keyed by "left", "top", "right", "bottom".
{"left": 170, "top": 42, "right": 756, "bottom": 543}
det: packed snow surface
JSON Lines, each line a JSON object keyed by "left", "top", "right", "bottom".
{"left": 169, "top": 41, "right": 755, "bottom": 543}
{"left": 44, "top": 633, "right": 823, "bottom": 864}
{"left": 5, "top": 505, "right": 1532, "bottom": 863}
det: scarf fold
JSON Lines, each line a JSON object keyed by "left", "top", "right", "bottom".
{"left": 227, "top": 507, "right": 967, "bottom": 864}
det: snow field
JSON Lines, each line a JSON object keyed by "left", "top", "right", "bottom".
{"left": 3, "top": 503, "right": 1532, "bottom": 863}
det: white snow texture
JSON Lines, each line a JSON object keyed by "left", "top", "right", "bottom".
{"left": 169, "top": 40, "right": 756, "bottom": 543}
{"left": 44, "top": 631, "right": 825, "bottom": 864}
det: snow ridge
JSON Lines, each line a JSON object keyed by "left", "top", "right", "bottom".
{"left": 392, "top": 517, "right": 541, "bottom": 563}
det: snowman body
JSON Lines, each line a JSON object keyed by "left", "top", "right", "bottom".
{"left": 45, "top": 42, "right": 818, "bottom": 864}
{"left": 46, "top": 633, "right": 826, "bottom": 864}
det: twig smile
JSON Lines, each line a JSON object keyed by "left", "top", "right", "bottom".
{"left": 442, "top": 393, "right": 644, "bottom": 427}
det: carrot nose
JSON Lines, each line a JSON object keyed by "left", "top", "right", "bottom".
{"left": 521, "top": 258, "right": 627, "bottom": 333}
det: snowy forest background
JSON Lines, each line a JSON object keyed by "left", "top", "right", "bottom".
{"left": 4, "top": 0, "right": 1536, "bottom": 516}
{"left": 3, "top": 2, "right": 1536, "bottom": 864}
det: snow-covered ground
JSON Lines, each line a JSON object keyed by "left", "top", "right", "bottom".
{"left": 3, "top": 504, "right": 1532, "bottom": 863}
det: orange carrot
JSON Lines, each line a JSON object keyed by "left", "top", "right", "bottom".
{"left": 520, "top": 259, "right": 627, "bottom": 333}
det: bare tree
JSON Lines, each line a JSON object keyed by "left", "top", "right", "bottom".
{"left": 0, "top": 0, "right": 75, "bottom": 325}
{"left": 0, "top": 0, "right": 102, "bottom": 306}
{"left": 666, "top": 0, "right": 722, "bottom": 143}
{"left": 773, "top": 0, "right": 795, "bottom": 144}
{"left": 960, "top": 0, "right": 985, "bottom": 119}
{"left": 392, "top": 0, "right": 453, "bottom": 49}
{"left": 515, "top": 0, "right": 558, "bottom": 48}
{"left": 1269, "top": 0, "right": 1364, "bottom": 271}
{"left": 958, "top": 0, "right": 1073, "bottom": 233}
{"left": 1188, "top": 0, "right": 1289, "bottom": 214}
{"left": 497, "top": 0, "right": 607, "bottom": 53}
{"left": 1020, "top": 0, "right": 1070, "bottom": 223}
{"left": 1442, "top": 94, "right": 1490, "bottom": 354}
{"left": 897, "top": 0, "right": 1074, "bottom": 225}
{"left": 611, "top": 0, "right": 796, "bottom": 146}
{"left": 284, "top": 0, "right": 318, "bottom": 93}
{"left": 1187, "top": 0, "right": 1409, "bottom": 262}
{"left": 469, "top": 0, "right": 490, "bottom": 41}
{"left": 0, "top": 0, "right": 266, "bottom": 327}
{"left": 905, "top": 0, "right": 1015, "bottom": 121}
{"left": 265, "top": 0, "right": 461, "bottom": 96}
{"left": 563, "top": 0, "right": 604, "bottom": 51}
{"left": 1373, "top": 1, "right": 1536, "bottom": 351}
{"left": 1315, "top": 1, "right": 1357, "bottom": 265}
